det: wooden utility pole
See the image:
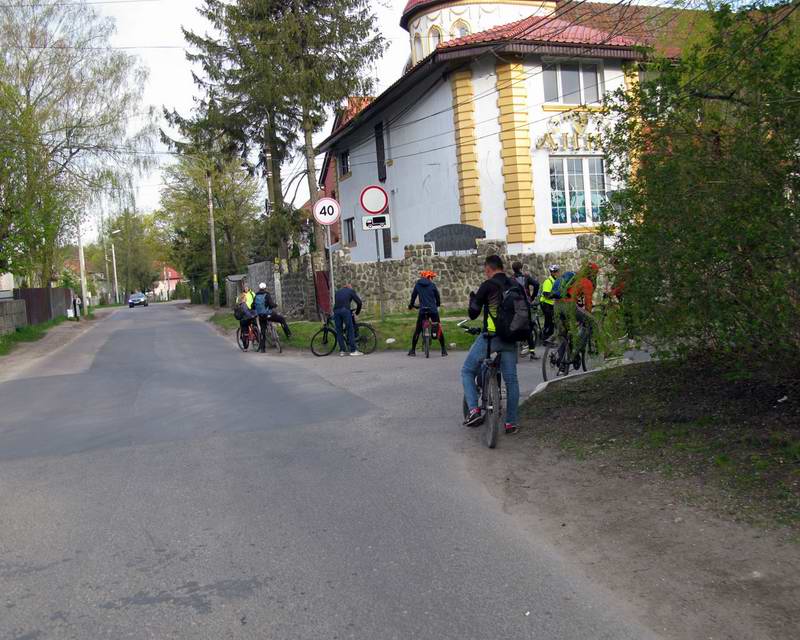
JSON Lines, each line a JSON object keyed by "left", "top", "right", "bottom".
{"left": 206, "top": 169, "right": 220, "bottom": 309}
{"left": 76, "top": 215, "right": 89, "bottom": 317}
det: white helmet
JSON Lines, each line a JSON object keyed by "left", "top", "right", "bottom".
{"left": 258, "top": 282, "right": 267, "bottom": 290}
{"left": 548, "top": 264, "right": 560, "bottom": 273}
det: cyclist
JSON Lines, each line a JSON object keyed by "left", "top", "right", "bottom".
{"left": 333, "top": 283, "right": 364, "bottom": 357}
{"left": 253, "top": 282, "right": 292, "bottom": 353}
{"left": 236, "top": 289, "right": 257, "bottom": 350}
{"left": 539, "top": 264, "right": 560, "bottom": 345}
{"left": 511, "top": 261, "right": 539, "bottom": 359}
{"left": 407, "top": 270, "right": 447, "bottom": 357}
{"left": 555, "top": 262, "right": 598, "bottom": 367}
{"left": 242, "top": 282, "right": 255, "bottom": 309}
{"left": 461, "top": 255, "right": 520, "bottom": 435}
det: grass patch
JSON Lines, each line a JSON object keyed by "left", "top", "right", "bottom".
{"left": 209, "top": 307, "right": 478, "bottom": 352}
{"left": 520, "top": 361, "right": 800, "bottom": 529}
{"left": 0, "top": 315, "right": 68, "bottom": 356}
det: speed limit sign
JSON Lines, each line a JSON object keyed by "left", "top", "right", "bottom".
{"left": 312, "top": 197, "right": 341, "bottom": 226}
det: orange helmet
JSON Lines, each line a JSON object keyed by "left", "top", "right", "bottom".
{"left": 420, "top": 270, "right": 437, "bottom": 279}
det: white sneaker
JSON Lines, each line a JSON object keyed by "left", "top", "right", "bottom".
{"left": 350, "top": 350, "right": 364, "bottom": 356}
{"left": 339, "top": 351, "right": 347, "bottom": 357}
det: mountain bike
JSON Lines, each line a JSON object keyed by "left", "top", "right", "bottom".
{"left": 519, "top": 305, "right": 543, "bottom": 357}
{"left": 261, "top": 316, "right": 282, "bottom": 354}
{"left": 412, "top": 305, "right": 439, "bottom": 358}
{"left": 236, "top": 320, "right": 260, "bottom": 352}
{"left": 542, "top": 314, "right": 590, "bottom": 381}
{"left": 458, "top": 319, "right": 504, "bottom": 449}
{"left": 310, "top": 311, "right": 378, "bottom": 356}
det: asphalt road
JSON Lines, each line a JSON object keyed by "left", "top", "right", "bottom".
{"left": 0, "top": 303, "right": 658, "bottom": 639}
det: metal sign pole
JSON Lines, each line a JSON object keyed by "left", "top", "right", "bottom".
{"left": 374, "top": 229, "right": 385, "bottom": 321}
{"left": 326, "top": 224, "right": 335, "bottom": 311}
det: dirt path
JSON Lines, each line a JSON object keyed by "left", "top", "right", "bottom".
{"left": 469, "top": 441, "right": 800, "bottom": 640}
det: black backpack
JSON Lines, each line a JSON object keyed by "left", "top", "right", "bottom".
{"left": 233, "top": 302, "right": 245, "bottom": 320}
{"left": 494, "top": 277, "right": 532, "bottom": 342}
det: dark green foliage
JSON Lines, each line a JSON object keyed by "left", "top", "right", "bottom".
{"left": 602, "top": 2, "right": 800, "bottom": 364}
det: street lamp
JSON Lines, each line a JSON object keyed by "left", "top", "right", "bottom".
{"left": 110, "top": 229, "right": 121, "bottom": 304}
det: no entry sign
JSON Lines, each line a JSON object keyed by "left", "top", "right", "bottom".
{"left": 360, "top": 185, "right": 388, "bottom": 214}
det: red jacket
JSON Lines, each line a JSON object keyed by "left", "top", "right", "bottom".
{"left": 566, "top": 277, "right": 595, "bottom": 312}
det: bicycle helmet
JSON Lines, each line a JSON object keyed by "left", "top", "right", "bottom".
{"left": 420, "top": 270, "right": 437, "bottom": 279}
{"left": 258, "top": 282, "right": 267, "bottom": 290}
{"left": 548, "top": 264, "right": 560, "bottom": 273}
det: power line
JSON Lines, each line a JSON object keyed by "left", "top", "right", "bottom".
{"left": 0, "top": 0, "right": 163, "bottom": 6}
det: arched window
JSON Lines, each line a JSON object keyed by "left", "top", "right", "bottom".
{"left": 413, "top": 33, "right": 424, "bottom": 63}
{"left": 428, "top": 26, "right": 442, "bottom": 51}
{"left": 451, "top": 20, "right": 471, "bottom": 39}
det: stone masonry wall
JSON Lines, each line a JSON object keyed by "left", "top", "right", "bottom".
{"left": 0, "top": 299, "right": 28, "bottom": 336}
{"left": 333, "top": 237, "right": 606, "bottom": 313}
{"left": 246, "top": 258, "right": 317, "bottom": 321}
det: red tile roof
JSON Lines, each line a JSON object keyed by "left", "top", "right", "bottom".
{"left": 439, "top": 15, "right": 641, "bottom": 49}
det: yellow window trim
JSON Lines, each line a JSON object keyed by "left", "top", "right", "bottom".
{"left": 542, "top": 104, "right": 604, "bottom": 113}
{"left": 549, "top": 225, "right": 603, "bottom": 235}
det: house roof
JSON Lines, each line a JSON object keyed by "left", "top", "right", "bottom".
{"left": 320, "top": 97, "right": 374, "bottom": 187}
{"left": 439, "top": 15, "right": 641, "bottom": 50}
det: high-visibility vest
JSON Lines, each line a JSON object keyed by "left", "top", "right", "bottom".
{"left": 244, "top": 290, "right": 255, "bottom": 309}
{"left": 540, "top": 276, "right": 556, "bottom": 306}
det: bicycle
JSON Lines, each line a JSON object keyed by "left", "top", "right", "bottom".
{"left": 458, "top": 319, "right": 505, "bottom": 449}
{"left": 412, "top": 305, "right": 439, "bottom": 358}
{"left": 310, "top": 311, "right": 378, "bottom": 357}
{"left": 518, "top": 305, "right": 543, "bottom": 358}
{"left": 260, "top": 315, "right": 283, "bottom": 354}
{"left": 236, "top": 319, "right": 260, "bottom": 352}
{"left": 541, "top": 312, "right": 591, "bottom": 381}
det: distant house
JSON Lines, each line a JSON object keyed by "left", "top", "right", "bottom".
{"left": 152, "top": 265, "right": 183, "bottom": 301}
{"left": 0, "top": 272, "right": 14, "bottom": 298}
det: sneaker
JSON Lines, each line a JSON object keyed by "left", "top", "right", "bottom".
{"left": 350, "top": 350, "right": 364, "bottom": 357}
{"left": 463, "top": 408, "right": 484, "bottom": 427}
{"left": 520, "top": 346, "right": 530, "bottom": 356}
{"left": 529, "top": 352, "right": 539, "bottom": 360}
{"left": 339, "top": 351, "right": 347, "bottom": 357}
{"left": 504, "top": 423, "right": 519, "bottom": 435}
{"left": 407, "top": 350, "right": 416, "bottom": 357}
{"left": 441, "top": 350, "right": 448, "bottom": 357}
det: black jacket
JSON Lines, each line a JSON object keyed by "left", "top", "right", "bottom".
{"left": 253, "top": 290, "right": 276, "bottom": 316}
{"left": 409, "top": 278, "right": 441, "bottom": 311}
{"left": 334, "top": 287, "right": 362, "bottom": 314}
{"left": 468, "top": 272, "right": 510, "bottom": 330}
{"left": 512, "top": 271, "right": 539, "bottom": 302}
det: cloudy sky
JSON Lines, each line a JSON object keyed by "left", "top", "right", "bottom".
{"left": 95, "top": 0, "right": 410, "bottom": 221}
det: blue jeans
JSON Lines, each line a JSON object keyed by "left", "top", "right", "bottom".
{"left": 333, "top": 308, "right": 356, "bottom": 352}
{"left": 460, "top": 333, "right": 520, "bottom": 425}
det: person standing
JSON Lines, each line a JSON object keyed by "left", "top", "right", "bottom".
{"left": 333, "top": 284, "right": 364, "bottom": 357}
{"left": 511, "top": 261, "right": 539, "bottom": 359}
{"left": 407, "top": 270, "right": 447, "bottom": 357}
{"left": 539, "top": 264, "right": 560, "bottom": 344}
{"left": 253, "top": 282, "right": 292, "bottom": 353}
{"left": 461, "top": 255, "right": 521, "bottom": 435}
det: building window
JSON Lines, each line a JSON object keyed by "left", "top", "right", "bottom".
{"left": 374, "top": 122, "right": 386, "bottom": 182}
{"left": 338, "top": 150, "right": 350, "bottom": 176}
{"left": 549, "top": 157, "right": 607, "bottom": 224}
{"left": 451, "top": 20, "right": 470, "bottom": 39}
{"left": 413, "top": 34, "right": 424, "bottom": 62}
{"left": 344, "top": 217, "right": 356, "bottom": 245}
{"left": 543, "top": 62, "right": 603, "bottom": 105}
{"left": 428, "top": 26, "right": 442, "bottom": 51}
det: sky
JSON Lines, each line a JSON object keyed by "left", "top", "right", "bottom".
{"left": 94, "top": 0, "right": 411, "bottom": 227}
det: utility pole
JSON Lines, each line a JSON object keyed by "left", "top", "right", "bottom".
{"left": 110, "top": 238, "right": 120, "bottom": 304}
{"left": 76, "top": 215, "right": 89, "bottom": 317}
{"left": 100, "top": 208, "right": 111, "bottom": 303}
{"left": 206, "top": 168, "right": 219, "bottom": 309}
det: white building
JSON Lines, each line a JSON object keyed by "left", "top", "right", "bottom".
{"left": 318, "top": 0, "right": 691, "bottom": 262}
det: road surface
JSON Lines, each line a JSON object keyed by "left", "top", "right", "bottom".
{"left": 0, "top": 303, "right": 657, "bottom": 639}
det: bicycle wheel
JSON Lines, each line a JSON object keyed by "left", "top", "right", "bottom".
{"left": 251, "top": 325, "right": 260, "bottom": 351}
{"left": 462, "top": 395, "right": 469, "bottom": 421}
{"left": 423, "top": 326, "right": 431, "bottom": 359}
{"left": 542, "top": 344, "right": 563, "bottom": 381}
{"left": 355, "top": 323, "right": 377, "bottom": 354}
{"left": 269, "top": 323, "right": 282, "bottom": 354}
{"left": 482, "top": 373, "right": 501, "bottom": 449}
{"left": 310, "top": 326, "right": 337, "bottom": 357}
{"left": 236, "top": 327, "right": 247, "bottom": 352}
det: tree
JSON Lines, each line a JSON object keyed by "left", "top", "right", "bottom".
{"left": 159, "top": 155, "right": 262, "bottom": 295}
{"left": 601, "top": 1, "right": 800, "bottom": 364}
{"left": 107, "top": 208, "right": 161, "bottom": 295}
{"left": 0, "top": 0, "right": 156, "bottom": 284}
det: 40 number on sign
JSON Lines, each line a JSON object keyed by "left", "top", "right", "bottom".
{"left": 312, "top": 197, "right": 341, "bottom": 226}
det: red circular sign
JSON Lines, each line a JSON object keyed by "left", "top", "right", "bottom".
{"left": 360, "top": 185, "right": 388, "bottom": 214}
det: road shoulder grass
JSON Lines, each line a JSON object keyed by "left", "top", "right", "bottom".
{"left": 0, "top": 315, "right": 68, "bottom": 357}
{"left": 521, "top": 360, "right": 800, "bottom": 529}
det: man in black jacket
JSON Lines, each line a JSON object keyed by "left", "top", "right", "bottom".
{"left": 512, "top": 261, "right": 539, "bottom": 359}
{"left": 333, "top": 284, "right": 363, "bottom": 356}
{"left": 253, "top": 283, "right": 291, "bottom": 353}
{"left": 407, "top": 270, "right": 447, "bottom": 357}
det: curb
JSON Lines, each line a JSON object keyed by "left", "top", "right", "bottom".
{"left": 529, "top": 356, "right": 635, "bottom": 397}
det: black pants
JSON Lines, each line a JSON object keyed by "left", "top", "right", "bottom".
{"left": 258, "top": 313, "right": 291, "bottom": 351}
{"left": 541, "top": 302, "right": 555, "bottom": 341}
{"left": 410, "top": 310, "right": 446, "bottom": 352}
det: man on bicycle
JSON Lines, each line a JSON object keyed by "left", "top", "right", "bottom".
{"left": 460, "top": 255, "right": 520, "bottom": 435}
{"left": 236, "top": 287, "right": 257, "bottom": 350}
{"left": 333, "top": 284, "right": 364, "bottom": 357}
{"left": 555, "top": 262, "right": 598, "bottom": 367}
{"left": 511, "top": 261, "right": 539, "bottom": 359}
{"left": 539, "top": 264, "right": 560, "bottom": 345}
{"left": 253, "top": 282, "right": 292, "bottom": 353}
{"left": 407, "top": 270, "right": 447, "bottom": 357}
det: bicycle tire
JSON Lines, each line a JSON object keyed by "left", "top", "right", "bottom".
{"left": 251, "top": 325, "right": 260, "bottom": 351}
{"left": 269, "top": 323, "right": 282, "bottom": 354}
{"left": 542, "top": 344, "right": 564, "bottom": 381}
{"left": 310, "top": 326, "right": 337, "bottom": 357}
{"left": 482, "top": 374, "right": 501, "bottom": 449}
{"left": 462, "top": 395, "right": 469, "bottom": 421}
{"left": 236, "top": 327, "right": 247, "bottom": 352}
{"left": 355, "top": 323, "right": 377, "bottom": 355}
{"left": 423, "top": 326, "right": 431, "bottom": 359}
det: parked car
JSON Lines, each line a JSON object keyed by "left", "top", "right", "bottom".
{"left": 128, "top": 293, "right": 148, "bottom": 308}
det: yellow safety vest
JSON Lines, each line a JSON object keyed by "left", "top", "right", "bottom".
{"left": 540, "top": 276, "right": 555, "bottom": 306}
{"left": 244, "top": 290, "right": 255, "bottom": 309}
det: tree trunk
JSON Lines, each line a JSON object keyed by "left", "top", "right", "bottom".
{"left": 302, "top": 109, "right": 325, "bottom": 275}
